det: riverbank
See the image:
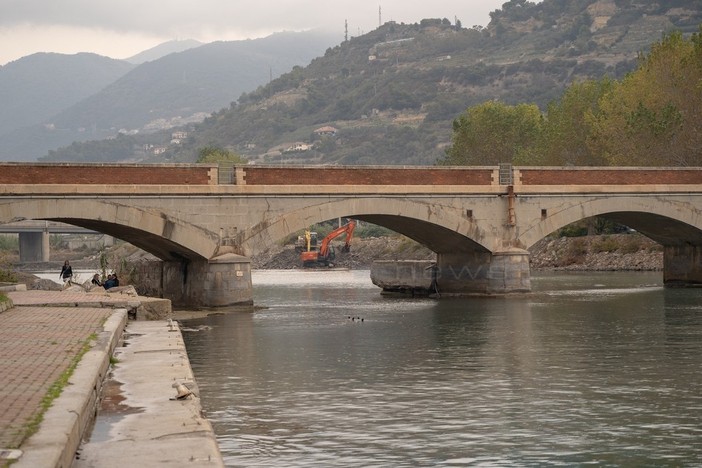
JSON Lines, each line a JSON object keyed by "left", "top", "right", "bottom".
{"left": 252, "top": 233, "right": 663, "bottom": 271}
{"left": 0, "top": 290, "right": 223, "bottom": 467}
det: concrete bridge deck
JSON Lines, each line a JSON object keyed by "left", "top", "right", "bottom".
{"left": 2, "top": 163, "right": 702, "bottom": 306}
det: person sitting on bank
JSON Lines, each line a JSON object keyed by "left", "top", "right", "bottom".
{"left": 103, "top": 274, "right": 116, "bottom": 289}
{"left": 103, "top": 273, "right": 121, "bottom": 289}
{"left": 59, "top": 260, "right": 73, "bottom": 284}
{"left": 91, "top": 273, "right": 103, "bottom": 287}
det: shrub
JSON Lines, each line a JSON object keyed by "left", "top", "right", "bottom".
{"left": 0, "top": 235, "right": 18, "bottom": 252}
{"left": 562, "top": 238, "right": 588, "bottom": 265}
{"left": 0, "top": 253, "right": 17, "bottom": 282}
{"left": 592, "top": 236, "right": 619, "bottom": 253}
{"left": 620, "top": 236, "right": 643, "bottom": 254}
{"left": 558, "top": 222, "right": 588, "bottom": 237}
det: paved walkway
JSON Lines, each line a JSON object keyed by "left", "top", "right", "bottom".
{"left": 0, "top": 289, "right": 223, "bottom": 467}
{"left": 0, "top": 304, "right": 113, "bottom": 450}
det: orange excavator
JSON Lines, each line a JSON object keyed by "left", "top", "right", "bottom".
{"left": 300, "top": 221, "right": 355, "bottom": 267}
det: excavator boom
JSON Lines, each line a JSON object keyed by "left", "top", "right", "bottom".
{"left": 319, "top": 221, "right": 355, "bottom": 257}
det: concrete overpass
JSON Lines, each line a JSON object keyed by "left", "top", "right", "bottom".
{"left": 0, "top": 220, "right": 112, "bottom": 262}
{"left": 1, "top": 162, "right": 702, "bottom": 307}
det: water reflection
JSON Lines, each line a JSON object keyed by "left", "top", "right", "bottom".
{"left": 183, "top": 270, "right": 702, "bottom": 467}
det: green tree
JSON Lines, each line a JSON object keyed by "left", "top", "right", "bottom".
{"left": 440, "top": 101, "right": 543, "bottom": 165}
{"left": 517, "top": 78, "right": 613, "bottom": 166}
{"left": 588, "top": 30, "right": 702, "bottom": 166}
{"left": 196, "top": 146, "right": 247, "bottom": 164}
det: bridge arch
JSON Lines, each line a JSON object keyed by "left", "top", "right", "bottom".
{"left": 236, "top": 197, "right": 491, "bottom": 257}
{"left": 0, "top": 199, "right": 219, "bottom": 261}
{"left": 518, "top": 195, "right": 702, "bottom": 250}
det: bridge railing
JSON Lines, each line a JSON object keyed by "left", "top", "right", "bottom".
{"left": 2, "top": 163, "right": 702, "bottom": 187}
{"left": 0, "top": 162, "right": 218, "bottom": 185}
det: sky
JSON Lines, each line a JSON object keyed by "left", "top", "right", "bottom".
{"left": 0, "top": 0, "right": 515, "bottom": 66}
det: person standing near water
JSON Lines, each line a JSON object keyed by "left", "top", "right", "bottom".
{"left": 59, "top": 260, "right": 73, "bottom": 284}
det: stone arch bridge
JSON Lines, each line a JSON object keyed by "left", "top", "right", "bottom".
{"left": 2, "top": 163, "right": 702, "bottom": 307}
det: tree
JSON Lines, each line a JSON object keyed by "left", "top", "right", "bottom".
{"left": 517, "top": 78, "right": 613, "bottom": 166}
{"left": 440, "top": 101, "right": 543, "bottom": 165}
{"left": 588, "top": 30, "right": 702, "bottom": 166}
{"left": 196, "top": 146, "right": 247, "bottom": 164}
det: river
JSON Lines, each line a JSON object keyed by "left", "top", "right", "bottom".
{"left": 182, "top": 270, "right": 701, "bottom": 467}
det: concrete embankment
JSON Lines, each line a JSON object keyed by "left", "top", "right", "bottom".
{"left": 72, "top": 321, "right": 223, "bottom": 467}
{"left": 1, "top": 289, "right": 223, "bottom": 468}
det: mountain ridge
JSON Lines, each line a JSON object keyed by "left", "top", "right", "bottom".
{"left": 0, "top": 30, "right": 338, "bottom": 161}
{"left": 0, "top": 53, "right": 134, "bottom": 138}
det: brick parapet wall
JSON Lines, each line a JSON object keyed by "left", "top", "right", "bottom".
{"left": 0, "top": 163, "right": 217, "bottom": 185}
{"left": 516, "top": 168, "right": 702, "bottom": 185}
{"left": 2, "top": 163, "right": 701, "bottom": 186}
{"left": 239, "top": 166, "right": 495, "bottom": 185}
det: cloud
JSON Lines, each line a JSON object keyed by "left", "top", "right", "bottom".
{"left": 0, "top": 0, "right": 500, "bottom": 36}
{"left": 0, "top": 0, "right": 512, "bottom": 65}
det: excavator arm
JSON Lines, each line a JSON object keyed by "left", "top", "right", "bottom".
{"left": 319, "top": 221, "right": 355, "bottom": 257}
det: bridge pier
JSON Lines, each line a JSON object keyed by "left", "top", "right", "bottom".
{"left": 162, "top": 254, "right": 253, "bottom": 308}
{"left": 371, "top": 250, "right": 531, "bottom": 296}
{"left": 436, "top": 249, "right": 531, "bottom": 295}
{"left": 18, "top": 231, "right": 50, "bottom": 262}
{"left": 664, "top": 245, "right": 702, "bottom": 287}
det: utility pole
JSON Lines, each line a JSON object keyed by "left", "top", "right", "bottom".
{"left": 345, "top": 20, "right": 348, "bottom": 42}
{"left": 379, "top": 5, "right": 382, "bottom": 27}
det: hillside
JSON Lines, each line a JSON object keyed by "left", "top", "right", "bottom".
{"left": 155, "top": 0, "right": 702, "bottom": 166}
{"left": 0, "top": 53, "right": 134, "bottom": 139}
{"left": 0, "top": 30, "right": 338, "bottom": 161}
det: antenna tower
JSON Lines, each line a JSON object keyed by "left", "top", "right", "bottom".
{"left": 345, "top": 19, "right": 348, "bottom": 42}
{"left": 379, "top": 5, "right": 382, "bottom": 27}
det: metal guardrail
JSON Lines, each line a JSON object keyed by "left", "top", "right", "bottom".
{"left": 499, "top": 163, "right": 513, "bottom": 186}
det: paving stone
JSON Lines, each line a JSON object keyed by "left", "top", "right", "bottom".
{"left": 0, "top": 305, "right": 112, "bottom": 450}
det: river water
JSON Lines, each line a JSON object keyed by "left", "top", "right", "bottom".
{"left": 181, "top": 270, "right": 702, "bottom": 467}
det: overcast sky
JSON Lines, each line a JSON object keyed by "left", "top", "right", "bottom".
{"left": 0, "top": 1, "right": 518, "bottom": 66}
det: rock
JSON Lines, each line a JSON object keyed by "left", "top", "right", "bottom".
{"left": 105, "top": 285, "right": 139, "bottom": 297}
{"left": 30, "top": 278, "right": 63, "bottom": 291}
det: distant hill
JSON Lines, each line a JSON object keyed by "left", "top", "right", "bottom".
{"left": 0, "top": 53, "right": 133, "bottom": 138}
{"left": 125, "top": 39, "right": 204, "bottom": 64}
{"left": 0, "top": 30, "right": 338, "bottom": 161}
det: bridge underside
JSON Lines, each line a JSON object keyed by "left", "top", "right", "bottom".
{"left": 601, "top": 212, "right": 702, "bottom": 287}
{"left": 55, "top": 218, "right": 204, "bottom": 261}
{"left": 355, "top": 215, "right": 488, "bottom": 254}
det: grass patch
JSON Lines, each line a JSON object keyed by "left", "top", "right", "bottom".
{"left": 12, "top": 333, "right": 98, "bottom": 449}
